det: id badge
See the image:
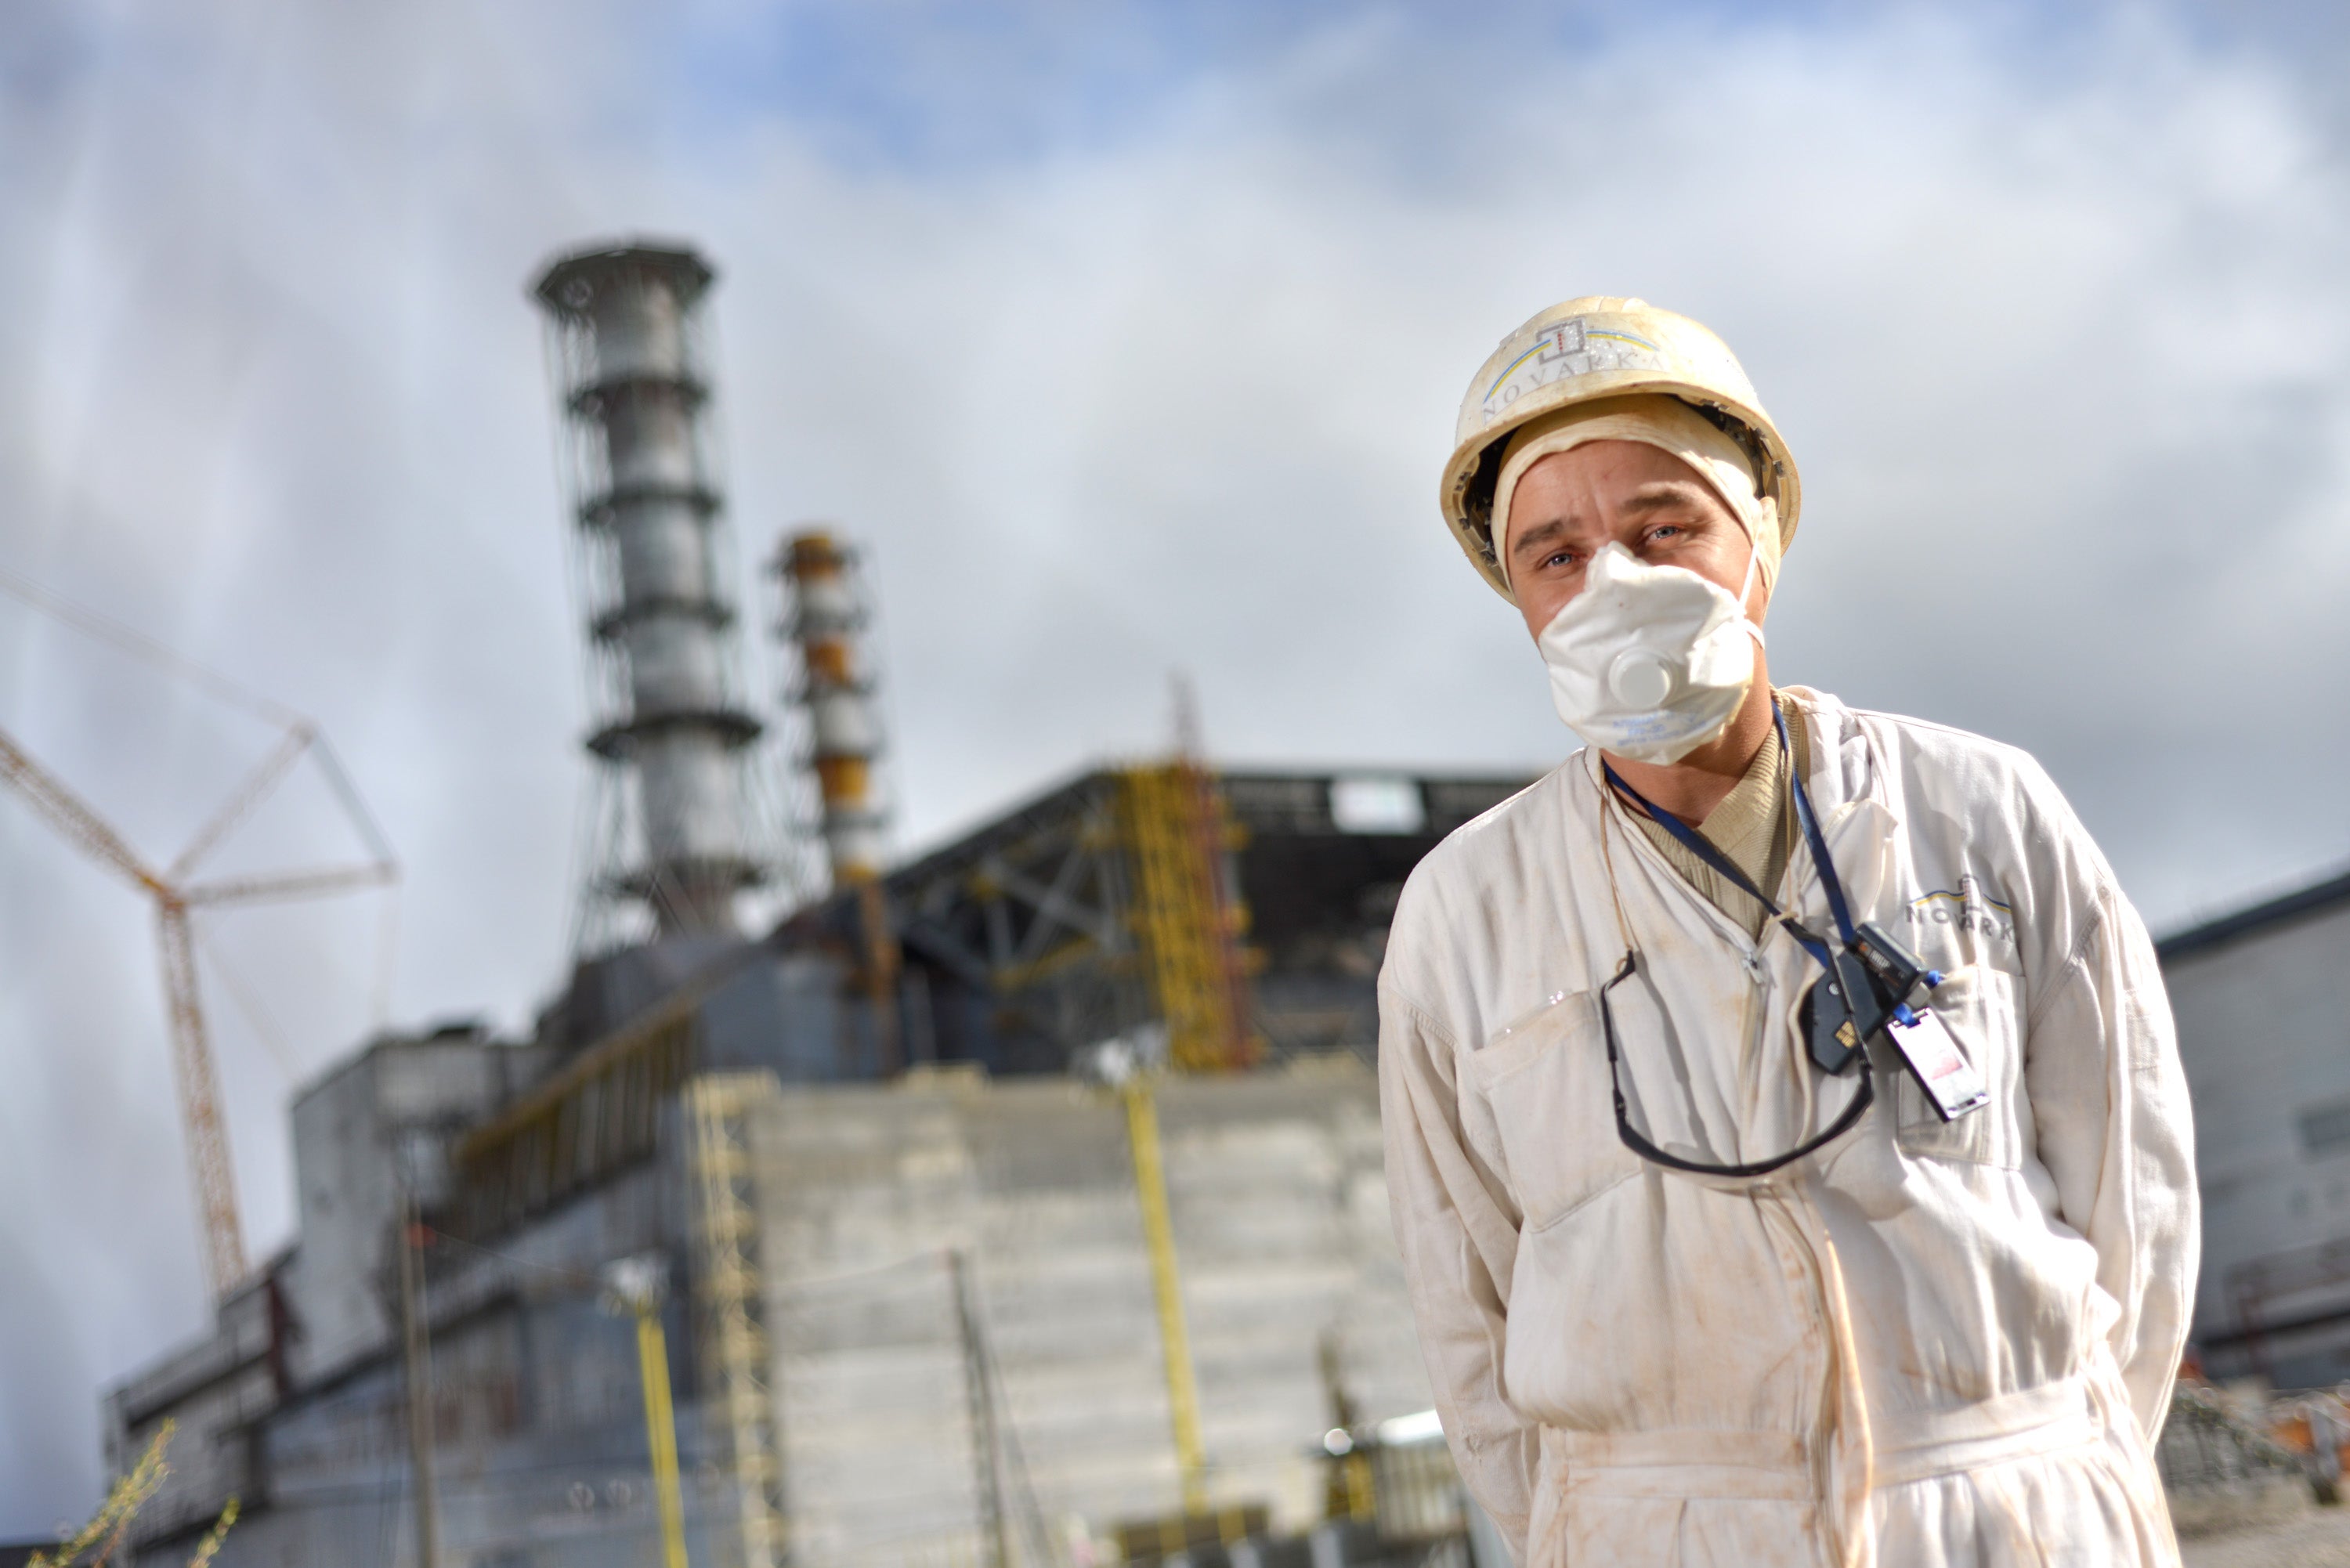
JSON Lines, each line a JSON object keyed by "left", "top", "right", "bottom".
{"left": 1885, "top": 1008, "right": 1990, "bottom": 1122}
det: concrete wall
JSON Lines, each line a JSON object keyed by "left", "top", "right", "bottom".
{"left": 277, "top": 1029, "right": 548, "bottom": 1384}
{"left": 115, "top": 1019, "right": 696, "bottom": 1568}
{"left": 2166, "top": 899, "right": 2350, "bottom": 1383}
{"left": 108, "top": 1046, "right": 1432, "bottom": 1568}
{"left": 110, "top": 1028, "right": 545, "bottom": 1559}
{"left": 127, "top": 1156, "right": 708, "bottom": 1568}
{"left": 745, "top": 1060, "right": 1427, "bottom": 1568}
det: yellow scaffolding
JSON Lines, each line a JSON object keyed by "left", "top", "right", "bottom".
{"left": 688, "top": 1074, "right": 788, "bottom": 1568}
{"left": 1116, "top": 763, "right": 1256, "bottom": 1074}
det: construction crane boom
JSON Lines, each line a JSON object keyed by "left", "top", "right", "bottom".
{"left": 186, "top": 862, "right": 397, "bottom": 909}
{"left": 0, "top": 729, "right": 166, "bottom": 898}
{"left": 0, "top": 719, "right": 252, "bottom": 1297}
{"left": 0, "top": 683, "right": 396, "bottom": 1305}
{"left": 168, "top": 721, "right": 313, "bottom": 883}
{"left": 0, "top": 572, "right": 400, "bottom": 1305}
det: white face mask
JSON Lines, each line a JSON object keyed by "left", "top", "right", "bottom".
{"left": 1536, "top": 541, "right": 1763, "bottom": 764}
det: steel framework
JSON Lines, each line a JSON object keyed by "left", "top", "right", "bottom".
{"left": 887, "top": 763, "right": 1258, "bottom": 1071}
{"left": 444, "top": 979, "right": 703, "bottom": 1240}
{"left": 890, "top": 771, "right": 1148, "bottom": 1061}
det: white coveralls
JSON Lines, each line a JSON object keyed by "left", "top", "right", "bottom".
{"left": 1379, "top": 688, "right": 2198, "bottom": 1567}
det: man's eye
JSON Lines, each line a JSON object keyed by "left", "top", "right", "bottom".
{"left": 1647, "top": 525, "right": 1683, "bottom": 543}
{"left": 1544, "top": 551, "right": 1578, "bottom": 570}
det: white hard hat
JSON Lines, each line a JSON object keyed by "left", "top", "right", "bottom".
{"left": 1439, "top": 297, "right": 1801, "bottom": 602}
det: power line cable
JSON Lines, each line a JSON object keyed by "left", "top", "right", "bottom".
{"left": 0, "top": 560, "right": 300, "bottom": 729}
{"left": 190, "top": 920, "right": 302, "bottom": 1080}
{"left": 970, "top": 1277, "right": 1068, "bottom": 1568}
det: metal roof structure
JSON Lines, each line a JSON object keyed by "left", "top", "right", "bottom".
{"left": 2157, "top": 866, "right": 2350, "bottom": 964}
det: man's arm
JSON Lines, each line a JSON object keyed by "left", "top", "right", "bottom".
{"left": 2023, "top": 879, "right": 2200, "bottom": 1436}
{"left": 1378, "top": 982, "right": 1542, "bottom": 1559}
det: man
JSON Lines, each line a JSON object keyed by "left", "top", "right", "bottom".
{"left": 1379, "top": 297, "right": 2197, "bottom": 1566}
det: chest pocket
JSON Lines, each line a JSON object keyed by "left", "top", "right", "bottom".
{"left": 1469, "top": 990, "right": 1643, "bottom": 1232}
{"left": 1893, "top": 963, "right": 2026, "bottom": 1171}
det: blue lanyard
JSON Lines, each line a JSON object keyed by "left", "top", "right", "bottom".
{"left": 1597, "top": 699, "right": 1897, "bottom": 1174}
{"left": 1601, "top": 700, "right": 1856, "bottom": 974}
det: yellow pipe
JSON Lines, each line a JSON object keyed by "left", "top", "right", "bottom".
{"left": 634, "top": 1306, "right": 691, "bottom": 1568}
{"left": 1123, "top": 1076, "right": 1208, "bottom": 1514}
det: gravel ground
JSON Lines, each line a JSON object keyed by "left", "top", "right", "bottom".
{"left": 2181, "top": 1509, "right": 2350, "bottom": 1567}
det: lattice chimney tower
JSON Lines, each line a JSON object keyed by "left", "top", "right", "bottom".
{"left": 533, "top": 241, "right": 766, "bottom": 943}
{"left": 774, "top": 529, "right": 889, "bottom": 886}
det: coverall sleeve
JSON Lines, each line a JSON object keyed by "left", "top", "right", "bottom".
{"left": 1379, "top": 983, "right": 1541, "bottom": 1560}
{"left": 2023, "top": 880, "right": 2200, "bottom": 1437}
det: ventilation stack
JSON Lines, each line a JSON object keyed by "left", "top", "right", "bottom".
{"left": 774, "top": 529, "right": 888, "bottom": 887}
{"left": 533, "top": 242, "right": 765, "bottom": 943}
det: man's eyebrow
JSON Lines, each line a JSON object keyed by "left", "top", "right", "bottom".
{"left": 1618, "top": 481, "right": 1716, "bottom": 517}
{"left": 1509, "top": 517, "right": 1571, "bottom": 559}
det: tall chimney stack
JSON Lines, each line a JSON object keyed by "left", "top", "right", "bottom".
{"left": 774, "top": 529, "right": 888, "bottom": 887}
{"left": 533, "top": 241, "right": 765, "bottom": 943}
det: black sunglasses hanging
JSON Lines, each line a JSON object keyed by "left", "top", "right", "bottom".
{"left": 1596, "top": 702, "right": 1942, "bottom": 1179}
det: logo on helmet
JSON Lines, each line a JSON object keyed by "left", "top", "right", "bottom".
{"left": 1480, "top": 316, "right": 1668, "bottom": 423}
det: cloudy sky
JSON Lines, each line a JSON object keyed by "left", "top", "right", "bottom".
{"left": 6, "top": 0, "right": 2350, "bottom": 1526}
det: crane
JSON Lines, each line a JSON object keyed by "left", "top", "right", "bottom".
{"left": 0, "top": 571, "right": 398, "bottom": 1304}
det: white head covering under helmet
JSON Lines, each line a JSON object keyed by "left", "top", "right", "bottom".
{"left": 1490, "top": 394, "right": 1782, "bottom": 600}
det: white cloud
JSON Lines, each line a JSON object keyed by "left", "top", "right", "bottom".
{"left": 3, "top": 0, "right": 2346, "bottom": 1524}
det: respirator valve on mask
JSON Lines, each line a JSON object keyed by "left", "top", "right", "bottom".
{"left": 1607, "top": 649, "right": 1676, "bottom": 710}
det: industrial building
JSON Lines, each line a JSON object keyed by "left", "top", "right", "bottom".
{"left": 97, "top": 240, "right": 1527, "bottom": 1568}
{"left": 2161, "top": 869, "right": 2350, "bottom": 1389}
